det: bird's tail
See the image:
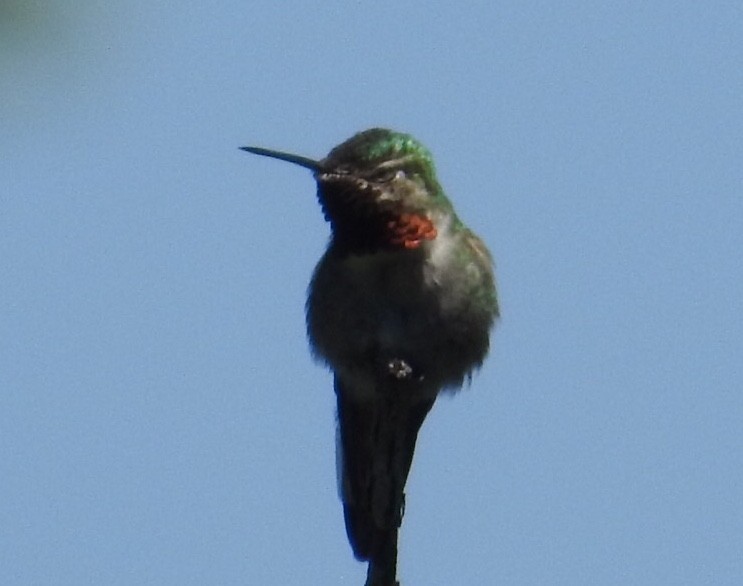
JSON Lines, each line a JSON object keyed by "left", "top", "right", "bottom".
{"left": 335, "top": 376, "right": 434, "bottom": 584}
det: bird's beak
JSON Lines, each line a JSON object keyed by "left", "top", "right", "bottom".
{"left": 240, "top": 146, "right": 326, "bottom": 173}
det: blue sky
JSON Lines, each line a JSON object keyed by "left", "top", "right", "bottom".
{"left": 2, "top": 1, "right": 742, "bottom": 584}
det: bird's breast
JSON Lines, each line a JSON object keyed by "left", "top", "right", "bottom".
{"left": 307, "top": 227, "right": 493, "bottom": 393}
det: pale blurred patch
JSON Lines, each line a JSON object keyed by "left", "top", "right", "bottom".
{"left": 1, "top": 1, "right": 115, "bottom": 138}
{"left": 0, "top": 0, "right": 70, "bottom": 59}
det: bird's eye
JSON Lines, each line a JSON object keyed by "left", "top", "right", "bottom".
{"left": 371, "top": 168, "right": 405, "bottom": 183}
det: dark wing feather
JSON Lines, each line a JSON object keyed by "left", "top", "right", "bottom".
{"left": 335, "top": 376, "right": 434, "bottom": 575}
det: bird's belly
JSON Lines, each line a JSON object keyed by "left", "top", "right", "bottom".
{"left": 307, "top": 251, "right": 490, "bottom": 394}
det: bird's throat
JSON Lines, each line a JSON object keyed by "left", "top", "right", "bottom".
{"left": 384, "top": 213, "right": 438, "bottom": 250}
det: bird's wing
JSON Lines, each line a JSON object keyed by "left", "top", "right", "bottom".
{"left": 335, "top": 375, "right": 434, "bottom": 579}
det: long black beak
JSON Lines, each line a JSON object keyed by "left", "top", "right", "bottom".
{"left": 239, "top": 146, "right": 325, "bottom": 173}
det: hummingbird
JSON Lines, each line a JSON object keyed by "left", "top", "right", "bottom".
{"left": 241, "top": 128, "right": 498, "bottom": 586}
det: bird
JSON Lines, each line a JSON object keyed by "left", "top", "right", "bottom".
{"left": 241, "top": 128, "right": 498, "bottom": 585}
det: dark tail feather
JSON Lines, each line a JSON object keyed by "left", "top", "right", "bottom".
{"left": 335, "top": 376, "right": 434, "bottom": 579}
{"left": 364, "top": 527, "right": 399, "bottom": 586}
